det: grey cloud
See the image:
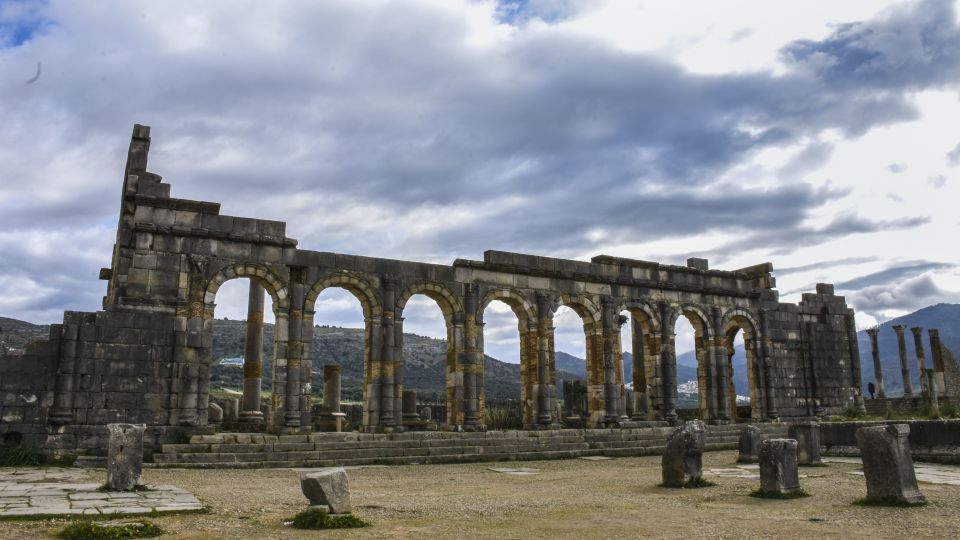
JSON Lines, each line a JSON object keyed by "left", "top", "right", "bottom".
{"left": 887, "top": 192, "right": 904, "bottom": 202}
{"left": 777, "top": 256, "right": 878, "bottom": 276}
{"left": 777, "top": 140, "right": 834, "bottom": 179}
{"left": 929, "top": 174, "right": 947, "bottom": 189}
{"left": 2, "top": 0, "right": 960, "bottom": 323}
{"left": 948, "top": 141, "right": 960, "bottom": 167}
{"left": 887, "top": 163, "right": 907, "bottom": 173}
{"left": 836, "top": 261, "right": 956, "bottom": 290}
{"left": 729, "top": 28, "right": 755, "bottom": 43}
{"left": 849, "top": 274, "right": 960, "bottom": 315}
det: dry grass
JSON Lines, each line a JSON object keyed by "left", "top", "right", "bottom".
{"left": 5, "top": 451, "right": 960, "bottom": 539}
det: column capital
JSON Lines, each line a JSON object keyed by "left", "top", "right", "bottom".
{"left": 892, "top": 324, "right": 905, "bottom": 333}
{"left": 865, "top": 327, "right": 879, "bottom": 338}
{"left": 910, "top": 326, "right": 924, "bottom": 336}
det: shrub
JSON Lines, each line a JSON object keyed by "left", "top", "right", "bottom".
{"left": 842, "top": 402, "right": 865, "bottom": 419}
{"left": 289, "top": 508, "right": 368, "bottom": 530}
{"left": 939, "top": 402, "right": 958, "bottom": 418}
{"left": 0, "top": 442, "right": 42, "bottom": 466}
{"left": 60, "top": 520, "right": 163, "bottom": 540}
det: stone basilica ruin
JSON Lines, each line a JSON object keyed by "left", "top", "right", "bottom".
{"left": 1, "top": 125, "right": 870, "bottom": 456}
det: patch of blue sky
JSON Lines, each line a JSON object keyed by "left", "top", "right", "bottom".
{"left": 495, "top": 0, "right": 577, "bottom": 25}
{"left": 0, "top": 0, "right": 51, "bottom": 48}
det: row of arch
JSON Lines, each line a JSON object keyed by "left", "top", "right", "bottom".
{"left": 196, "top": 264, "right": 779, "bottom": 431}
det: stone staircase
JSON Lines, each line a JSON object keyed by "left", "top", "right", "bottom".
{"left": 149, "top": 423, "right": 788, "bottom": 469}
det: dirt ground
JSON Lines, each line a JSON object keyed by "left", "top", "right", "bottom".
{"left": 5, "top": 451, "right": 960, "bottom": 539}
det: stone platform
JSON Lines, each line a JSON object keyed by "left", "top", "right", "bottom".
{"left": 0, "top": 468, "right": 204, "bottom": 517}
{"left": 149, "top": 424, "right": 789, "bottom": 469}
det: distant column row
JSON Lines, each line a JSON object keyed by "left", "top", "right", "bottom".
{"left": 867, "top": 325, "right": 946, "bottom": 399}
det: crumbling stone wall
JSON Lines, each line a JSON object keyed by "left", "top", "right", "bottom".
{"left": 0, "top": 125, "right": 866, "bottom": 453}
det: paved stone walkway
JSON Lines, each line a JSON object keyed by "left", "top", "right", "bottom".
{"left": 0, "top": 468, "right": 204, "bottom": 517}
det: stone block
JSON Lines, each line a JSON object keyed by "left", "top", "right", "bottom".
{"left": 208, "top": 402, "right": 223, "bottom": 423}
{"left": 661, "top": 420, "right": 706, "bottom": 487}
{"left": 737, "top": 425, "right": 761, "bottom": 463}
{"left": 788, "top": 421, "right": 821, "bottom": 465}
{"left": 301, "top": 467, "right": 351, "bottom": 514}
{"left": 106, "top": 423, "right": 145, "bottom": 491}
{"left": 758, "top": 438, "right": 801, "bottom": 496}
{"left": 855, "top": 424, "right": 926, "bottom": 505}
{"left": 223, "top": 398, "right": 239, "bottom": 424}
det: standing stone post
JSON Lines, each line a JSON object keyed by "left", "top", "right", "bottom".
{"left": 737, "top": 425, "right": 761, "bottom": 464}
{"left": 317, "top": 364, "right": 345, "bottom": 432}
{"left": 929, "top": 329, "right": 945, "bottom": 397}
{"left": 855, "top": 424, "right": 926, "bottom": 505}
{"left": 240, "top": 280, "right": 265, "bottom": 425}
{"left": 758, "top": 438, "right": 802, "bottom": 497}
{"left": 911, "top": 327, "right": 929, "bottom": 397}
{"left": 661, "top": 420, "right": 706, "bottom": 487}
{"left": 787, "top": 421, "right": 822, "bottom": 466}
{"left": 402, "top": 390, "right": 420, "bottom": 424}
{"left": 222, "top": 398, "right": 239, "bottom": 425}
{"left": 926, "top": 369, "right": 940, "bottom": 416}
{"left": 866, "top": 328, "right": 885, "bottom": 399}
{"left": 892, "top": 325, "right": 913, "bottom": 398}
{"left": 106, "top": 423, "right": 145, "bottom": 491}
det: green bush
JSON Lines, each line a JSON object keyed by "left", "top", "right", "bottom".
{"left": 0, "top": 442, "right": 43, "bottom": 466}
{"left": 289, "top": 508, "right": 368, "bottom": 530}
{"left": 842, "top": 402, "right": 865, "bottom": 419}
{"left": 60, "top": 520, "right": 163, "bottom": 540}
{"left": 485, "top": 401, "right": 522, "bottom": 431}
{"left": 939, "top": 402, "right": 958, "bottom": 418}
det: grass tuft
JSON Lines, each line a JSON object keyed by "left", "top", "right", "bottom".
{"left": 749, "top": 489, "right": 810, "bottom": 499}
{"left": 288, "top": 508, "right": 368, "bottom": 530}
{"left": 59, "top": 520, "right": 163, "bottom": 540}
{"left": 853, "top": 496, "right": 928, "bottom": 508}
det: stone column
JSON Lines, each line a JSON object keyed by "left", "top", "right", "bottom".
{"left": 240, "top": 280, "right": 266, "bottom": 424}
{"left": 660, "top": 304, "right": 678, "bottom": 424}
{"left": 284, "top": 280, "right": 307, "bottom": 429}
{"left": 712, "top": 306, "right": 730, "bottom": 424}
{"left": 323, "top": 364, "right": 342, "bottom": 413}
{"left": 929, "top": 329, "right": 945, "bottom": 397}
{"left": 866, "top": 328, "right": 885, "bottom": 399}
{"left": 911, "top": 327, "right": 928, "bottom": 397}
{"left": 535, "top": 292, "right": 556, "bottom": 427}
{"left": 106, "top": 423, "right": 145, "bottom": 491}
{"left": 926, "top": 368, "right": 940, "bottom": 415}
{"left": 402, "top": 390, "right": 420, "bottom": 424}
{"left": 599, "top": 297, "right": 621, "bottom": 425}
{"left": 631, "top": 316, "right": 649, "bottom": 420}
{"left": 380, "top": 277, "right": 397, "bottom": 429}
{"left": 892, "top": 325, "right": 913, "bottom": 398}
{"left": 462, "top": 285, "right": 480, "bottom": 428}
{"left": 760, "top": 309, "right": 779, "bottom": 419}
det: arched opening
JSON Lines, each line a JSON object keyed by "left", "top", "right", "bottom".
{"left": 207, "top": 276, "right": 277, "bottom": 428}
{"left": 618, "top": 303, "right": 660, "bottom": 421}
{"left": 309, "top": 287, "right": 367, "bottom": 430}
{"left": 724, "top": 312, "right": 763, "bottom": 421}
{"left": 669, "top": 307, "right": 713, "bottom": 422}
{"left": 477, "top": 295, "right": 528, "bottom": 430}
{"left": 554, "top": 299, "right": 601, "bottom": 427}
{"left": 396, "top": 285, "right": 460, "bottom": 427}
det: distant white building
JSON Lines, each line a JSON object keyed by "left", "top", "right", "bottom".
{"left": 219, "top": 357, "right": 244, "bottom": 367}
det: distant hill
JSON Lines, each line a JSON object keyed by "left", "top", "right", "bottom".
{"left": 0, "top": 317, "right": 49, "bottom": 351}
{"left": 858, "top": 303, "right": 960, "bottom": 396}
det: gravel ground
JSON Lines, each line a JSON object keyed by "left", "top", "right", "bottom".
{"left": 4, "top": 451, "right": 960, "bottom": 539}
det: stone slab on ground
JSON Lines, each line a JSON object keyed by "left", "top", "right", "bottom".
{"left": 834, "top": 458, "right": 960, "bottom": 486}
{"left": 0, "top": 468, "right": 204, "bottom": 517}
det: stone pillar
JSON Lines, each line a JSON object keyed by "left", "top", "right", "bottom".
{"left": 929, "top": 329, "right": 946, "bottom": 397}
{"left": 106, "top": 423, "right": 145, "bottom": 491}
{"left": 631, "top": 316, "right": 650, "bottom": 420}
{"left": 50, "top": 322, "right": 76, "bottom": 424}
{"left": 737, "top": 424, "right": 761, "bottom": 464}
{"left": 600, "top": 297, "right": 621, "bottom": 426}
{"left": 855, "top": 424, "right": 926, "bottom": 505}
{"left": 712, "top": 307, "right": 730, "bottom": 424}
{"left": 223, "top": 398, "right": 239, "bottom": 425}
{"left": 381, "top": 277, "right": 397, "bottom": 430}
{"left": 926, "top": 368, "right": 940, "bottom": 416}
{"left": 787, "top": 421, "right": 821, "bottom": 466}
{"left": 323, "top": 364, "right": 342, "bottom": 413}
{"left": 535, "top": 292, "right": 556, "bottom": 427}
{"left": 760, "top": 310, "right": 780, "bottom": 420}
{"left": 866, "top": 327, "right": 885, "bottom": 399}
{"left": 661, "top": 420, "right": 706, "bottom": 487}
{"left": 892, "top": 325, "right": 913, "bottom": 398}
{"left": 844, "top": 313, "right": 866, "bottom": 416}
{"left": 660, "top": 303, "right": 678, "bottom": 424}
{"left": 911, "top": 327, "right": 929, "bottom": 397}
{"left": 284, "top": 279, "right": 307, "bottom": 429}
{"left": 462, "top": 285, "right": 480, "bottom": 428}
{"left": 240, "top": 280, "right": 266, "bottom": 424}
{"left": 402, "top": 390, "right": 420, "bottom": 424}
{"left": 758, "top": 438, "right": 802, "bottom": 497}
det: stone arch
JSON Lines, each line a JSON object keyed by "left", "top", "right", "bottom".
{"left": 664, "top": 304, "right": 713, "bottom": 339}
{"left": 478, "top": 288, "right": 537, "bottom": 330}
{"left": 721, "top": 306, "right": 764, "bottom": 421}
{"left": 204, "top": 263, "right": 288, "bottom": 315}
{"left": 663, "top": 303, "right": 715, "bottom": 420}
{"left": 556, "top": 293, "right": 602, "bottom": 330}
{"left": 304, "top": 270, "right": 383, "bottom": 320}
{"left": 395, "top": 281, "right": 464, "bottom": 322}
{"left": 615, "top": 299, "right": 662, "bottom": 420}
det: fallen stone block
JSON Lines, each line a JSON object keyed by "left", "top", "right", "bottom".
{"left": 208, "top": 402, "right": 223, "bottom": 424}
{"left": 106, "top": 423, "right": 146, "bottom": 491}
{"left": 301, "top": 467, "right": 351, "bottom": 514}
{"left": 758, "top": 438, "right": 802, "bottom": 497}
{"left": 737, "top": 425, "right": 761, "bottom": 463}
{"left": 855, "top": 424, "right": 926, "bottom": 505}
{"left": 661, "top": 420, "right": 706, "bottom": 487}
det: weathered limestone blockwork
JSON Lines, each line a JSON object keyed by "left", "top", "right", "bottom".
{"left": 0, "top": 125, "right": 866, "bottom": 456}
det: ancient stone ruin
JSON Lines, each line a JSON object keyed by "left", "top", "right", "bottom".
{"left": 855, "top": 424, "right": 926, "bottom": 505}
{"left": 737, "top": 424, "right": 761, "bottom": 464}
{"left": 301, "top": 467, "right": 352, "bottom": 514}
{"left": 661, "top": 420, "right": 706, "bottom": 487}
{"left": 0, "top": 125, "right": 872, "bottom": 456}
{"left": 758, "top": 438, "right": 802, "bottom": 497}
{"left": 788, "top": 422, "right": 822, "bottom": 466}
{"left": 105, "top": 423, "right": 145, "bottom": 491}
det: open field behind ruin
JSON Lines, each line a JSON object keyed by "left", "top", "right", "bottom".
{"left": 4, "top": 450, "right": 960, "bottom": 539}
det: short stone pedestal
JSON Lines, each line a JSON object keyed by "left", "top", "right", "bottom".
{"left": 301, "top": 467, "right": 351, "bottom": 514}
{"left": 661, "top": 420, "right": 706, "bottom": 487}
{"left": 758, "top": 438, "right": 802, "bottom": 496}
{"left": 855, "top": 424, "right": 926, "bottom": 505}
{"left": 737, "top": 425, "right": 761, "bottom": 463}
{"left": 788, "top": 421, "right": 822, "bottom": 465}
{"left": 316, "top": 364, "right": 346, "bottom": 432}
{"left": 208, "top": 402, "right": 223, "bottom": 424}
{"left": 106, "top": 423, "right": 145, "bottom": 491}
{"left": 222, "top": 398, "right": 240, "bottom": 425}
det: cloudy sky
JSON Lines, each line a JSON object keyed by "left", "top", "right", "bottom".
{"left": 2, "top": 0, "right": 959, "bottom": 363}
